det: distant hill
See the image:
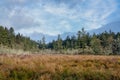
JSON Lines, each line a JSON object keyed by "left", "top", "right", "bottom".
{"left": 30, "top": 21, "right": 120, "bottom": 42}
{"left": 90, "top": 21, "right": 120, "bottom": 34}
{"left": 29, "top": 32, "right": 57, "bottom": 43}
{"left": 29, "top": 32, "right": 76, "bottom": 43}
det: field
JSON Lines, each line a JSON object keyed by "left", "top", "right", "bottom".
{"left": 0, "top": 54, "right": 120, "bottom": 80}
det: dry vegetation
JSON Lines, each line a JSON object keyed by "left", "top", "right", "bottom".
{"left": 0, "top": 54, "right": 120, "bottom": 80}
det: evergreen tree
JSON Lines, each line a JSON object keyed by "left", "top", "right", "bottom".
{"left": 112, "top": 37, "right": 120, "bottom": 55}
{"left": 90, "top": 36, "right": 101, "bottom": 54}
{"left": 77, "top": 28, "right": 86, "bottom": 53}
{"left": 71, "top": 35, "right": 77, "bottom": 49}
{"left": 52, "top": 40, "right": 57, "bottom": 50}
{"left": 8, "top": 27, "right": 15, "bottom": 48}
{"left": 56, "top": 34, "right": 63, "bottom": 50}
{"left": 65, "top": 36, "right": 71, "bottom": 49}
{"left": 41, "top": 36, "right": 46, "bottom": 50}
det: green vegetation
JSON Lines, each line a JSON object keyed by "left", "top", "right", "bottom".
{"left": 0, "top": 54, "right": 119, "bottom": 80}
{"left": 0, "top": 26, "right": 38, "bottom": 53}
{"left": 46, "top": 28, "right": 120, "bottom": 55}
{"left": 0, "top": 25, "right": 120, "bottom": 55}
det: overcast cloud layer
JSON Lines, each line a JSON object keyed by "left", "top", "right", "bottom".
{"left": 0, "top": 0, "right": 120, "bottom": 36}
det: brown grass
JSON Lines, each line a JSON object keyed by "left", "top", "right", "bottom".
{"left": 0, "top": 54, "right": 120, "bottom": 80}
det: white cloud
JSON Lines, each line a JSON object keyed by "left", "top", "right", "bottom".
{"left": 59, "top": 20, "right": 72, "bottom": 31}
{"left": 16, "top": 27, "right": 60, "bottom": 36}
{"left": 0, "top": 0, "right": 119, "bottom": 36}
{"left": 78, "top": 0, "right": 117, "bottom": 30}
{"left": 9, "top": 0, "right": 25, "bottom": 3}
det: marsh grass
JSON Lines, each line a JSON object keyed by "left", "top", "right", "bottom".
{"left": 0, "top": 54, "right": 120, "bottom": 80}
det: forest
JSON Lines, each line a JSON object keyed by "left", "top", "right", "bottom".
{"left": 0, "top": 25, "right": 120, "bottom": 55}
{"left": 0, "top": 26, "right": 38, "bottom": 52}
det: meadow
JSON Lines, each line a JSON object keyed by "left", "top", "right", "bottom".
{"left": 0, "top": 54, "right": 120, "bottom": 80}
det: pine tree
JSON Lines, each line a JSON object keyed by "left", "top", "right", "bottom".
{"left": 77, "top": 30, "right": 82, "bottom": 49}
{"left": 112, "top": 37, "right": 120, "bottom": 55}
{"left": 77, "top": 28, "right": 86, "bottom": 53}
{"left": 41, "top": 36, "right": 46, "bottom": 50}
{"left": 52, "top": 40, "right": 57, "bottom": 50}
{"left": 71, "top": 35, "right": 77, "bottom": 49}
{"left": 56, "top": 34, "right": 63, "bottom": 50}
{"left": 65, "top": 36, "right": 71, "bottom": 49}
{"left": 8, "top": 27, "right": 15, "bottom": 48}
{"left": 90, "top": 34, "right": 101, "bottom": 54}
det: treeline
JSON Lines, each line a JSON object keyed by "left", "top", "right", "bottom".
{"left": 0, "top": 26, "right": 38, "bottom": 51}
{"left": 39, "top": 28, "right": 120, "bottom": 55}
{"left": 0, "top": 25, "right": 120, "bottom": 55}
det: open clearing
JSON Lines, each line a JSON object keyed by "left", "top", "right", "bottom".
{"left": 0, "top": 54, "right": 120, "bottom": 80}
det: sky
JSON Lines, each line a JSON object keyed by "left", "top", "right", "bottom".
{"left": 0, "top": 0, "right": 120, "bottom": 36}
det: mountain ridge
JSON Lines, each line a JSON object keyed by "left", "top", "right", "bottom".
{"left": 90, "top": 21, "right": 120, "bottom": 34}
{"left": 30, "top": 21, "right": 120, "bottom": 42}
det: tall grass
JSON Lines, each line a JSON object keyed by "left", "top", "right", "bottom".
{"left": 0, "top": 54, "right": 120, "bottom": 80}
{"left": 0, "top": 46, "right": 31, "bottom": 54}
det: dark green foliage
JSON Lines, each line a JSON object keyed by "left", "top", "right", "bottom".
{"left": 0, "top": 25, "right": 120, "bottom": 55}
{"left": 90, "top": 36, "right": 101, "bottom": 54}
{"left": 112, "top": 38, "right": 120, "bottom": 55}
{"left": 38, "top": 36, "right": 46, "bottom": 50}
{"left": 0, "top": 26, "right": 38, "bottom": 51}
{"left": 53, "top": 34, "right": 63, "bottom": 50}
{"left": 47, "top": 28, "right": 120, "bottom": 55}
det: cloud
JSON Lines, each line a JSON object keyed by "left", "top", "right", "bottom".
{"left": 8, "top": 0, "right": 26, "bottom": 3}
{"left": 0, "top": 0, "right": 119, "bottom": 36}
